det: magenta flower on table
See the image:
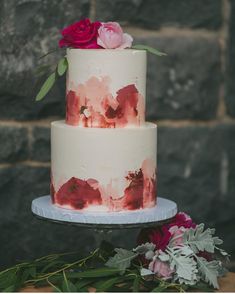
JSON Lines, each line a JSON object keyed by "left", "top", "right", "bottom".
{"left": 168, "top": 212, "right": 196, "bottom": 229}
{"left": 149, "top": 225, "right": 172, "bottom": 251}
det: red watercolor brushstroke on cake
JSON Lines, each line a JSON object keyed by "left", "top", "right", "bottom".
{"left": 51, "top": 159, "right": 156, "bottom": 211}
{"left": 50, "top": 173, "right": 55, "bottom": 203}
{"left": 66, "top": 76, "right": 144, "bottom": 127}
{"left": 55, "top": 177, "right": 102, "bottom": 209}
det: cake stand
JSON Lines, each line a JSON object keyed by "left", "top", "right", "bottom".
{"left": 32, "top": 196, "right": 177, "bottom": 243}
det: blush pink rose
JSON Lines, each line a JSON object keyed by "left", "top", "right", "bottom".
{"left": 149, "top": 258, "right": 174, "bottom": 280}
{"left": 169, "top": 225, "right": 185, "bottom": 247}
{"left": 97, "top": 22, "right": 133, "bottom": 49}
{"left": 59, "top": 18, "right": 101, "bottom": 49}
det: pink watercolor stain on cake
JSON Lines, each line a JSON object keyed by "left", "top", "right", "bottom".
{"left": 66, "top": 76, "right": 144, "bottom": 127}
{"left": 51, "top": 159, "right": 156, "bottom": 211}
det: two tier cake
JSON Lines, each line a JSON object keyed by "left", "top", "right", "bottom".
{"left": 34, "top": 19, "right": 160, "bottom": 213}
{"left": 51, "top": 48, "right": 157, "bottom": 212}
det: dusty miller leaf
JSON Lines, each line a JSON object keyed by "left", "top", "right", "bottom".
{"left": 140, "top": 268, "right": 153, "bottom": 276}
{"left": 166, "top": 246, "right": 198, "bottom": 284}
{"left": 196, "top": 257, "right": 220, "bottom": 289}
{"left": 183, "top": 224, "right": 216, "bottom": 253}
{"left": 134, "top": 242, "right": 155, "bottom": 254}
{"left": 105, "top": 248, "right": 137, "bottom": 272}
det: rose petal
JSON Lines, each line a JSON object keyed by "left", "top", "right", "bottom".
{"left": 118, "top": 33, "right": 133, "bottom": 49}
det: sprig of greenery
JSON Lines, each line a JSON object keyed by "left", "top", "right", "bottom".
{"left": 35, "top": 56, "right": 68, "bottom": 101}
{"left": 0, "top": 240, "right": 227, "bottom": 292}
{"left": 132, "top": 44, "right": 167, "bottom": 56}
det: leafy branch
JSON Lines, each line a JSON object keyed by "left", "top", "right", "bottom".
{"left": 132, "top": 44, "right": 167, "bottom": 56}
{"left": 35, "top": 56, "right": 68, "bottom": 101}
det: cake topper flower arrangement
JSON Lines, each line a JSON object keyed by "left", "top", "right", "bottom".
{"left": 0, "top": 212, "right": 229, "bottom": 292}
{"left": 35, "top": 18, "right": 166, "bottom": 101}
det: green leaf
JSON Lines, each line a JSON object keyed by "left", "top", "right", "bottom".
{"left": 95, "top": 276, "right": 123, "bottom": 292}
{"left": 57, "top": 57, "right": 68, "bottom": 76}
{"left": 190, "top": 281, "right": 214, "bottom": 292}
{"left": 105, "top": 248, "right": 138, "bottom": 272}
{"left": 41, "top": 260, "right": 66, "bottom": 273}
{"left": 75, "top": 278, "right": 95, "bottom": 290}
{"left": 151, "top": 283, "right": 169, "bottom": 292}
{"left": 35, "top": 72, "right": 56, "bottom": 101}
{"left": 3, "top": 285, "right": 16, "bottom": 292}
{"left": 47, "top": 278, "right": 62, "bottom": 292}
{"left": 62, "top": 280, "right": 77, "bottom": 292}
{"left": 29, "top": 266, "right": 36, "bottom": 278}
{"left": 132, "top": 276, "right": 140, "bottom": 292}
{"left": 68, "top": 267, "right": 121, "bottom": 278}
{"left": 132, "top": 44, "right": 167, "bottom": 56}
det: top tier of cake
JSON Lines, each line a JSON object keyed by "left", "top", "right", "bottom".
{"left": 66, "top": 49, "right": 147, "bottom": 128}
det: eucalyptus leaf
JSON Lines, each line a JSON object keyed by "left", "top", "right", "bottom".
{"left": 105, "top": 248, "right": 138, "bottom": 272}
{"left": 132, "top": 44, "right": 167, "bottom": 56}
{"left": 35, "top": 72, "right": 56, "bottom": 101}
{"left": 57, "top": 57, "right": 68, "bottom": 76}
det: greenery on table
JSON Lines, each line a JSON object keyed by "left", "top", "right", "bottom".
{"left": 0, "top": 241, "right": 214, "bottom": 293}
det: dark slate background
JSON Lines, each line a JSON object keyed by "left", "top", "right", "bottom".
{"left": 0, "top": 0, "right": 235, "bottom": 270}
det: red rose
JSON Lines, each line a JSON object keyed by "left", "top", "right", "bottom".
{"left": 149, "top": 225, "right": 172, "bottom": 250}
{"left": 137, "top": 213, "right": 196, "bottom": 251}
{"left": 137, "top": 225, "right": 172, "bottom": 251}
{"left": 59, "top": 18, "right": 101, "bottom": 49}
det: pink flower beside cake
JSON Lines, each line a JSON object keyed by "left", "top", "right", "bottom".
{"left": 36, "top": 18, "right": 166, "bottom": 212}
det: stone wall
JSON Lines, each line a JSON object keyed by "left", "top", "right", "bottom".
{"left": 0, "top": 0, "right": 234, "bottom": 269}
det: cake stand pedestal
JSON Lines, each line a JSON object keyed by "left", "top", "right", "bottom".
{"left": 32, "top": 196, "right": 177, "bottom": 243}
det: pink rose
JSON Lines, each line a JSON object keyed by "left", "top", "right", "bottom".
{"left": 59, "top": 18, "right": 101, "bottom": 49}
{"left": 149, "top": 258, "right": 174, "bottom": 280}
{"left": 169, "top": 225, "right": 185, "bottom": 247}
{"left": 97, "top": 22, "right": 133, "bottom": 49}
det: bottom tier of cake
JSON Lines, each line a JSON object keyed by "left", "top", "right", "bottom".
{"left": 51, "top": 121, "right": 157, "bottom": 212}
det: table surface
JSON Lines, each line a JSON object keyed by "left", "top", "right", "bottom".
{"left": 20, "top": 272, "right": 235, "bottom": 292}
